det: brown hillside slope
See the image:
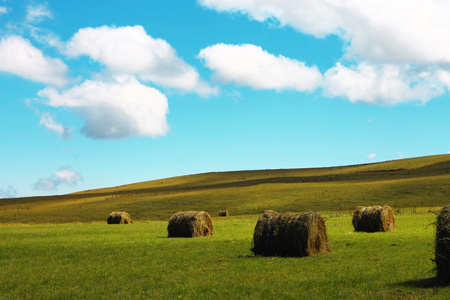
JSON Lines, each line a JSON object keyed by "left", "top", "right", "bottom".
{"left": 1, "top": 154, "right": 449, "bottom": 224}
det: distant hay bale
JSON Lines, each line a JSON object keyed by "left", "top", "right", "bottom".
{"left": 219, "top": 210, "right": 229, "bottom": 217}
{"left": 251, "top": 211, "right": 331, "bottom": 257}
{"left": 107, "top": 212, "right": 132, "bottom": 224}
{"left": 352, "top": 205, "right": 396, "bottom": 232}
{"left": 167, "top": 211, "right": 214, "bottom": 237}
{"left": 435, "top": 205, "right": 450, "bottom": 285}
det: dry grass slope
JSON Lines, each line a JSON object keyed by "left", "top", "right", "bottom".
{"left": 0, "top": 154, "right": 449, "bottom": 224}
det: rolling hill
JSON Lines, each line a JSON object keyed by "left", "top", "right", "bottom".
{"left": 1, "top": 154, "right": 449, "bottom": 224}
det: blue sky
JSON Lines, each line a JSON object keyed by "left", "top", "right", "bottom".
{"left": 1, "top": 0, "right": 449, "bottom": 198}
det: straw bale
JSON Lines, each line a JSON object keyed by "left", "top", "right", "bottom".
{"left": 219, "top": 210, "right": 229, "bottom": 217}
{"left": 435, "top": 205, "right": 450, "bottom": 284}
{"left": 107, "top": 212, "right": 132, "bottom": 224}
{"left": 352, "top": 205, "right": 396, "bottom": 232}
{"left": 251, "top": 211, "right": 331, "bottom": 257}
{"left": 167, "top": 211, "right": 214, "bottom": 237}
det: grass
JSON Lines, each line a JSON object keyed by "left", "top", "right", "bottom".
{"left": 0, "top": 154, "right": 449, "bottom": 224}
{"left": 1, "top": 213, "right": 449, "bottom": 299}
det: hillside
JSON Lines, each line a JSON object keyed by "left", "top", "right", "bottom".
{"left": 1, "top": 154, "right": 449, "bottom": 224}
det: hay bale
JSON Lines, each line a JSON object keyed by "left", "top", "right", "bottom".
{"left": 352, "top": 205, "right": 396, "bottom": 232}
{"left": 219, "top": 210, "right": 229, "bottom": 217}
{"left": 435, "top": 205, "right": 450, "bottom": 284}
{"left": 107, "top": 212, "right": 132, "bottom": 224}
{"left": 251, "top": 211, "right": 331, "bottom": 257}
{"left": 167, "top": 211, "right": 214, "bottom": 237}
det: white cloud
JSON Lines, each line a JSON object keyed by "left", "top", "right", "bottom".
{"left": 0, "top": 6, "right": 9, "bottom": 15}
{"left": 0, "top": 35, "right": 68, "bottom": 86}
{"left": 34, "top": 166, "right": 82, "bottom": 191}
{"left": 199, "top": 43, "right": 322, "bottom": 92}
{"left": 0, "top": 185, "right": 17, "bottom": 198}
{"left": 54, "top": 167, "right": 82, "bottom": 185}
{"left": 198, "top": 0, "right": 450, "bottom": 65}
{"left": 38, "top": 75, "right": 169, "bottom": 139}
{"left": 65, "top": 25, "right": 216, "bottom": 97}
{"left": 367, "top": 153, "right": 376, "bottom": 160}
{"left": 39, "top": 113, "right": 72, "bottom": 139}
{"left": 198, "top": 0, "right": 450, "bottom": 104}
{"left": 324, "top": 63, "right": 443, "bottom": 104}
{"left": 437, "top": 70, "right": 450, "bottom": 91}
{"left": 26, "top": 3, "right": 53, "bottom": 23}
{"left": 396, "top": 152, "right": 406, "bottom": 160}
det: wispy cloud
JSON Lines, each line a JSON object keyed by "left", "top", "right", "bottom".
{"left": 367, "top": 153, "right": 377, "bottom": 160}
{"left": 396, "top": 152, "right": 406, "bottom": 160}
{"left": 26, "top": 3, "right": 53, "bottom": 24}
{"left": 0, "top": 185, "right": 17, "bottom": 198}
{"left": 33, "top": 167, "right": 82, "bottom": 191}
{"left": 0, "top": 6, "right": 9, "bottom": 15}
{"left": 39, "top": 113, "right": 72, "bottom": 139}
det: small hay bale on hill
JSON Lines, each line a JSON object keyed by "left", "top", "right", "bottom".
{"left": 107, "top": 212, "right": 132, "bottom": 224}
{"left": 352, "top": 205, "right": 396, "bottom": 232}
{"left": 167, "top": 211, "right": 214, "bottom": 237}
{"left": 251, "top": 210, "right": 331, "bottom": 257}
{"left": 435, "top": 205, "right": 450, "bottom": 285}
{"left": 219, "top": 210, "right": 229, "bottom": 217}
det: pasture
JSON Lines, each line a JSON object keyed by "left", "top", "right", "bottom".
{"left": 1, "top": 213, "right": 449, "bottom": 299}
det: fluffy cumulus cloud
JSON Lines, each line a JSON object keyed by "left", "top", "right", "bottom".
{"left": 324, "top": 63, "right": 443, "bottom": 104}
{"left": 38, "top": 75, "right": 169, "bottom": 139}
{"left": 198, "top": 0, "right": 450, "bottom": 104}
{"left": 199, "top": 43, "right": 322, "bottom": 92}
{"left": 198, "top": 0, "right": 450, "bottom": 64}
{"left": 65, "top": 25, "right": 216, "bottom": 97}
{"left": 34, "top": 166, "right": 82, "bottom": 191}
{"left": 0, "top": 35, "right": 68, "bottom": 86}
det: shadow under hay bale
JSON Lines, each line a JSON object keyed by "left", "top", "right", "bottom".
{"left": 167, "top": 211, "right": 214, "bottom": 238}
{"left": 251, "top": 210, "right": 331, "bottom": 257}
{"left": 107, "top": 212, "right": 132, "bottom": 224}
{"left": 352, "top": 205, "right": 396, "bottom": 232}
{"left": 219, "top": 210, "right": 229, "bottom": 217}
{"left": 435, "top": 205, "right": 450, "bottom": 285}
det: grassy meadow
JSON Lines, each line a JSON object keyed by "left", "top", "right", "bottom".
{"left": 1, "top": 214, "right": 449, "bottom": 299}
{"left": 1, "top": 154, "right": 450, "bottom": 298}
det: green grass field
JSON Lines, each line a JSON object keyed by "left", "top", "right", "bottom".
{"left": 1, "top": 154, "right": 449, "bottom": 298}
{"left": 1, "top": 214, "right": 449, "bottom": 299}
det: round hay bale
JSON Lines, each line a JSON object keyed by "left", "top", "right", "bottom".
{"left": 352, "top": 205, "right": 396, "bottom": 232}
{"left": 167, "top": 211, "right": 214, "bottom": 237}
{"left": 219, "top": 210, "right": 229, "bottom": 217}
{"left": 251, "top": 211, "right": 331, "bottom": 257}
{"left": 435, "top": 205, "right": 450, "bottom": 285}
{"left": 107, "top": 212, "right": 132, "bottom": 224}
